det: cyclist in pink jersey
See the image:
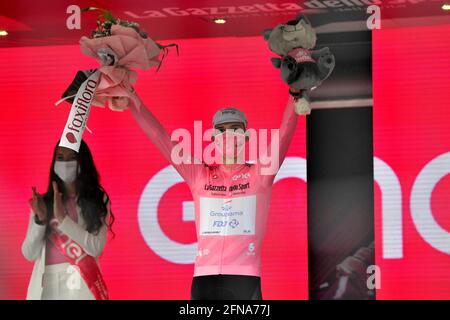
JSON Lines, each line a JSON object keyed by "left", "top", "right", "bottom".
{"left": 129, "top": 88, "right": 301, "bottom": 300}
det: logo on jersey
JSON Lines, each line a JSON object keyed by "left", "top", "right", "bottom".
{"left": 204, "top": 184, "right": 227, "bottom": 192}
{"left": 200, "top": 196, "right": 256, "bottom": 236}
{"left": 247, "top": 242, "right": 256, "bottom": 256}
{"left": 229, "top": 182, "right": 250, "bottom": 192}
{"left": 232, "top": 173, "right": 251, "bottom": 181}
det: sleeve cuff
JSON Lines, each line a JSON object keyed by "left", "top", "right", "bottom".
{"left": 31, "top": 215, "right": 47, "bottom": 230}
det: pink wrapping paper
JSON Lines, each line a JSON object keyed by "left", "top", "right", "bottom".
{"left": 79, "top": 24, "right": 162, "bottom": 111}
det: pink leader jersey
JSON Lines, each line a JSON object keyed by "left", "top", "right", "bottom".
{"left": 130, "top": 96, "right": 298, "bottom": 277}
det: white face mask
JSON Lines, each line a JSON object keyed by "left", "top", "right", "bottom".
{"left": 214, "top": 130, "right": 246, "bottom": 163}
{"left": 54, "top": 160, "right": 78, "bottom": 183}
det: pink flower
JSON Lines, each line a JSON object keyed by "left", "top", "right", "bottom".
{"left": 79, "top": 24, "right": 162, "bottom": 111}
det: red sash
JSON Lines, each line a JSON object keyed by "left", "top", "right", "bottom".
{"left": 48, "top": 229, "right": 109, "bottom": 300}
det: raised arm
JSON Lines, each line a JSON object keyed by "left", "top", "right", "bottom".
{"left": 276, "top": 95, "right": 299, "bottom": 165}
{"left": 258, "top": 95, "right": 299, "bottom": 181}
{"left": 129, "top": 95, "right": 203, "bottom": 185}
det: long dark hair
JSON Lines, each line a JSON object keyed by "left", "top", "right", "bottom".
{"left": 43, "top": 140, "right": 115, "bottom": 238}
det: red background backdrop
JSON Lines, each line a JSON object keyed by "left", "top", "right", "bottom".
{"left": 0, "top": 36, "right": 308, "bottom": 299}
{"left": 373, "top": 24, "right": 450, "bottom": 299}
{"left": 0, "top": 23, "right": 449, "bottom": 299}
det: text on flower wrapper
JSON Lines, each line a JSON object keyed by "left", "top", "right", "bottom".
{"left": 66, "top": 79, "right": 97, "bottom": 134}
{"left": 59, "top": 70, "right": 100, "bottom": 152}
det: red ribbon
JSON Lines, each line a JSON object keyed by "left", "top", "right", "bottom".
{"left": 48, "top": 231, "right": 109, "bottom": 300}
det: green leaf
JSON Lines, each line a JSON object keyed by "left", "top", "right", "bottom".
{"left": 81, "top": 7, "right": 117, "bottom": 24}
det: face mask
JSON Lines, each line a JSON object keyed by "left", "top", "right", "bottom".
{"left": 54, "top": 160, "right": 78, "bottom": 183}
{"left": 214, "top": 131, "right": 246, "bottom": 163}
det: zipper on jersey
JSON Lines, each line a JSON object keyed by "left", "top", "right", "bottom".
{"left": 218, "top": 165, "right": 233, "bottom": 274}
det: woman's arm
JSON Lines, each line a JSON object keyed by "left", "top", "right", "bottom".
{"left": 21, "top": 210, "right": 46, "bottom": 261}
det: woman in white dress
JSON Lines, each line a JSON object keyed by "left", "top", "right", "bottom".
{"left": 22, "top": 140, "right": 114, "bottom": 300}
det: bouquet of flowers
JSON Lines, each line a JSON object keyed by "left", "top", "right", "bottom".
{"left": 58, "top": 7, "right": 177, "bottom": 151}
